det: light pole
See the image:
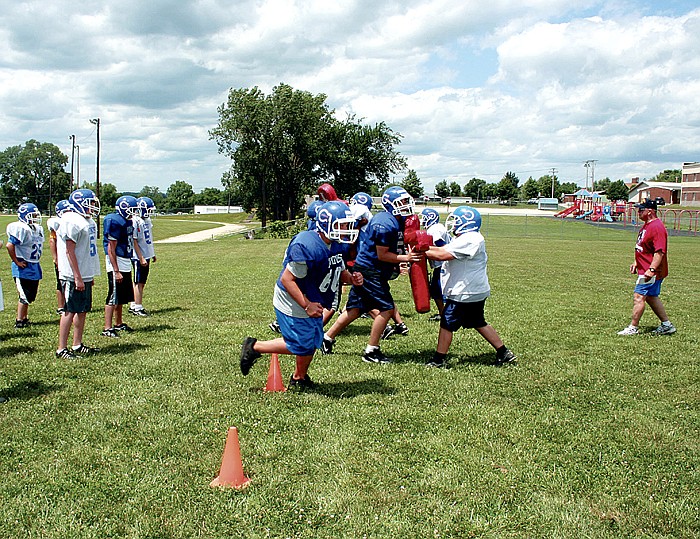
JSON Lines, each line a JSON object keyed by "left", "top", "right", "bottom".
{"left": 69, "top": 134, "right": 76, "bottom": 189}
{"left": 550, "top": 168, "right": 558, "bottom": 198}
{"left": 75, "top": 145, "right": 80, "bottom": 187}
{"left": 89, "top": 118, "right": 101, "bottom": 236}
{"left": 46, "top": 150, "right": 53, "bottom": 216}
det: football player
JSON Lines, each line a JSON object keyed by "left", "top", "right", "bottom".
{"left": 424, "top": 206, "right": 516, "bottom": 368}
{"left": 320, "top": 186, "right": 423, "bottom": 364}
{"left": 47, "top": 200, "right": 72, "bottom": 315}
{"left": 420, "top": 207, "right": 451, "bottom": 321}
{"left": 56, "top": 189, "right": 102, "bottom": 359}
{"left": 102, "top": 196, "right": 138, "bottom": 337}
{"left": 129, "top": 196, "right": 157, "bottom": 317}
{"left": 6, "top": 203, "right": 45, "bottom": 328}
{"left": 240, "top": 200, "right": 363, "bottom": 389}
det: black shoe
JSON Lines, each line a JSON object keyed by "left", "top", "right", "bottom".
{"left": 56, "top": 348, "right": 78, "bottom": 359}
{"left": 393, "top": 322, "right": 409, "bottom": 336}
{"left": 72, "top": 343, "right": 101, "bottom": 356}
{"left": 288, "top": 374, "right": 315, "bottom": 390}
{"left": 101, "top": 328, "right": 119, "bottom": 338}
{"left": 240, "top": 337, "right": 261, "bottom": 376}
{"left": 428, "top": 313, "right": 441, "bottom": 322}
{"left": 320, "top": 337, "right": 335, "bottom": 355}
{"left": 269, "top": 321, "right": 281, "bottom": 334}
{"left": 426, "top": 359, "right": 447, "bottom": 368}
{"left": 381, "top": 325, "right": 395, "bottom": 340}
{"left": 496, "top": 349, "right": 517, "bottom": 366}
{"left": 114, "top": 323, "right": 134, "bottom": 333}
{"left": 14, "top": 319, "right": 28, "bottom": 329}
{"left": 362, "top": 348, "right": 392, "bottom": 364}
{"left": 130, "top": 308, "right": 149, "bottom": 317}
{"left": 57, "top": 308, "right": 66, "bottom": 316}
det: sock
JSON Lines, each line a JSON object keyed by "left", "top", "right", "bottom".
{"left": 662, "top": 320, "right": 672, "bottom": 326}
{"left": 365, "top": 345, "right": 379, "bottom": 354}
{"left": 496, "top": 345, "right": 508, "bottom": 358}
{"left": 323, "top": 333, "right": 333, "bottom": 342}
{"left": 432, "top": 352, "right": 447, "bottom": 363}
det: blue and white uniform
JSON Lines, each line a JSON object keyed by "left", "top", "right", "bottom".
{"left": 6, "top": 221, "right": 44, "bottom": 281}
{"left": 57, "top": 212, "right": 101, "bottom": 282}
{"left": 132, "top": 215, "right": 155, "bottom": 260}
{"left": 103, "top": 213, "right": 134, "bottom": 272}
{"left": 353, "top": 211, "right": 404, "bottom": 281}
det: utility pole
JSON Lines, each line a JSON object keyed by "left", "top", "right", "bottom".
{"left": 69, "top": 134, "right": 76, "bottom": 189}
{"left": 75, "top": 145, "right": 80, "bottom": 188}
{"left": 89, "top": 118, "right": 101, "bottom": 236}
{"left": 584, "top": 160, "right": 597, "bottom": 191}
{"left": 550, "top": 168, "right": 558, "bottom": 198}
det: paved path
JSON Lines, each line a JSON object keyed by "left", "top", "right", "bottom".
{"left": 154, "top": 221, "right": 247, "bottom": 243}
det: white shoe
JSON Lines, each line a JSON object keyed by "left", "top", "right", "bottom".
{"left": 652, "top": 323, "right": 676, "bottom": 335}
{"left": 617, "top": 325, "right": 639, "bottom": 335}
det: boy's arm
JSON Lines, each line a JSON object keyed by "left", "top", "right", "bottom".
{"left": 279, "top": 267, "right": 323, "bottom": 317}
{"left": 66, "top": 239, "right": 84, "bottom": 291}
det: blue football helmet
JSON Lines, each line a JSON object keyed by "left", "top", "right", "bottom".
{"left": 350, "top": 192, "right": 373, "bottom": 211}
{"left": 137, "top": 196, "right": 156, "bottom": 218}
{"left": 115, "top": 195, "right": 139, "bottom": 219}
{"left": 381, "top": 186, "right": 415, "bottom": 217}
{"left": 420, "top": 208, "right": 440, "bottom": 229}
{"left": 316, "top": 201, "right": 359, "bottom": 244}
{"left": 446, "top": 206, "right": 482, "bottom": 235}
{"left": 18, "top": 203, "right": 42, "bottom": 225}
{"left": 69, "top": 189, "right": 101, "bottom": 218}
{"left": 55, "top": 199, "right": 71, "bottom": 217}
{"left": 306, "top": 199, "right": 323, "bottom": 219}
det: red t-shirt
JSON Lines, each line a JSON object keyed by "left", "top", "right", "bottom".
{"left": 635, "top": 219, "right": 668, "bottom": 279}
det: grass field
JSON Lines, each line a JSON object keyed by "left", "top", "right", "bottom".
{"left": 0, "top": 216, "right": 698, "bottom": 538}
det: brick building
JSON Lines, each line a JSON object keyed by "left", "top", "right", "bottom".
{"left": 681, "top": 162, "right": 700, "bottom": 206}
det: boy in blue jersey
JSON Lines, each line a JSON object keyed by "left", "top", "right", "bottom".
{"left": 6, "top": 203, "right": 44, "bottom": 328}
{"left": 241, "top": 201, "right": 363, "bottom": 389}
{"left": 102, "top": 196, "right": 138, "bottom": 338}
{"left": 320, "top": 186, "right": 423, "bottom": 364}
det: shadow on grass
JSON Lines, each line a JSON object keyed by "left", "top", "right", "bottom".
{"left": 145, "top": 306, "right": 187, "bottom": 315}
{"left": 314, "top": 378, "right": 397, "bottom": 399}
{"left": 96, "top": 342, "right": 150, "bottom": 355}
{"left": 133, "top": 324, "right": 177, "bottom": 333}
{"left": 24, "top": 319, "right": 59, "bottom": 328}
{"left": 1, "top": 379, "right": 63, "bottom": 401}
{"left": 0, "top": 345, "right": 36, "bottom": 358}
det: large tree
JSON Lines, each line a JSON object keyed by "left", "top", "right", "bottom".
{"left": 434, "top": 179, "right": 450, "bottom": 199}
{"left": 138, "top": 185, "right": 166, "bottom": 209}
{"left": 520, "top": 177, "right": 540, "bottom": 200}
{"left": 605, "top": 180, "right": 629, "bottom": 201}
{"left": 401, "top": 169, "right": 423, "bottom": 199}
{"left": 81, "top": 181, "right": 119, "bottom": 210}
{"left": 463, "top": 178, "right": 487, "bottom": 201}
{"left": 0, "top": 139, "right": 71, "bottom": 213}
{"left": 652, "top": 169, "right": 681, "bottom": 183}
{"left": 496, "top": 171, "right": 519, "bottom": 200}
{"left": 165, "top": 180, "right": 195, "bottom": 212}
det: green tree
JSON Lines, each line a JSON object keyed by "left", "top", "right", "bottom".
{"left": 0, "top": 139, "right": 71, "bottom": 213}
{"left": 496, "top": 171, "right": 519, "bottom": 200}
{"left": 481, "top": 182, "right": 497, "bottom": 200}
{"left": 138, "top": 186, "right": 166, "bottom": 209}
{"left": 605, "top": 180, "right": 629, "bottom": 201}
{"left": 79, "top": 181, "right": 120, "bottom": 211}
{"left": 652, "top": 169, "right": 681, "bottom": 182}
{"left": 434, "top": 179, "right": 449, "bottom": 199}
{"left": 448, "top": 181, "right": 462, "bottom": 197}
{"left": 195, "top": 187, "right": 225, "bottom": 206}
{"left": 463, "top": 178, "right": 486, "bottom": 201}
{"left": 536, "top": 174, "right": 559, "bottom": 199}
{"left": 400, "top": 169, "right": 423, "bottom": 199}
{"left": 520, "top": 177, "right": 540, "bottom": 200}
{"left": 165, "top": 180, "right": 195, "bottom": 212}
{"left": 558, "top": 182, "right": 579, "bottom": 198}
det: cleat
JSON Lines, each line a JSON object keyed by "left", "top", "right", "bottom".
{"left": 393, "top": 322, "right": 409, "bottom": 336}
{"left": 269, "top": 321, "right": 281, "bottom": 334}
{"left": 651, "top": 323, "right": 676, "bottom": 335}
{"left": 240, "top": 337, "right": 261, "bottom": 376}
{"left": 362, "top": 348, "right": 392, "bottom": 364}
{"left": 131, "top": 308, "right": 149, "bottom": 317}
{"left": 320, "top": 337, "right": 335, "bottom": 355}
{"left": 57, "top": 308, "right": 66, "bottom": 316}
{"left": 617, "top": 325, "right": 639, "bottom": 336}
{"left": 381, "top": 325, "right": 395, "bottom": 340}
{"left": 101, "top": 328, "right": 119, "bottom": 338}
{"left": 56, "top": 348, "right": 78, "bottom": 359}
{"left": 496, "top": 349, "right": 517, "bottom": 366}
{"left": 288, "top": 374, "right": 315, "bottom": 390}
{"left": 426, "top": 359, "right": 447, "bottom": 369}
{"left": 428, "top": 313, "right": 441, "bottom": 322}
{"left": 114, "top": 323, "right": 134, "bottom": 333}
{"left": 14, "top": 319, "right": 29, "bottom": 329}
{"left": 72, "top": 343, "right": 101, "bottom": 356}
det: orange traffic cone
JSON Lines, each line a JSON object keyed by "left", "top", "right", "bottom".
{"left": 264, "top": 353, "right": 286, "bottom": 392}
{"left": 210, "top": 427, "right": 251, "bottom": 489}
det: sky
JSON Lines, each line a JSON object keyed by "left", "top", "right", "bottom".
{"left": 1, "top": 0, "right": 699, "bottom": 195}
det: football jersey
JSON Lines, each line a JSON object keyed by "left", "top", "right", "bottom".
{"left": 58, "top": 212, "right": 101, "bottom": 281}
{"left": 46, "top": 216, "right": 61, "bottom": 234}
{"left": 273, "top": 230, "right": 349, "bottom": 317}
{"left": 426, "top": 222, "right": 451, "bottom": 269}
{"left": 132, "top": 216, "right": 156, "bottom": 259}
{"left": 103, "top": 213, "right": 134, "bottom": 272}
{"left": 353, "top": 210, "right": 404, "bottom": 280}
{"left": 6, "top": 221, "right": 44, "bottom": 280}
{"left": 440, "top": 231, "right": 490, "bottom": 303}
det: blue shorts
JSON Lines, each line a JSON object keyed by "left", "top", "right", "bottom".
{"left": 274, "top": 307, "right": 323, "bottom": 356}
{"left": 429, "top": 267, "right": 442, "bottom": 301}
{"left": 634, "top": 276, "right": 663, "bottom": 297}
{"left": 441, "top": 299, "right": 487, "bottom": 331}
{"left": 345, "top": 266, "right": 394, "bottom": 313}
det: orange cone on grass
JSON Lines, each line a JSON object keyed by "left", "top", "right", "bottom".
{"left": 264, "top": 353, "right": 286, "bottom": 392}
{"left": 210, "top": 427, "right": 251, "bottom": 489}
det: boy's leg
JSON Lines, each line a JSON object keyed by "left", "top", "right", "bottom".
{"left": 436, "top": 326, "right": 454, "bottom": 354}
{"left": 325, "top": 308, "right": 361, "bottom": 340}
{"left": 72, "top": 313, "right": 87, "bottom": 347}
{"left": 475, "top": 324, "right": 504, "bottom": 350}
{"left": 58, "top": 312, "right": 74, "bottom": 350}
{"left": 292, "top": 354, "right": 314, "bottom": 380}
{"left": 369, "top": 309, "right": 393, "bottom": 347}
{"left": 254, "top": 338, "right": 293, "bottom": 355}
{"left": 104, "top": 305, "right": 115, "bottom": 330}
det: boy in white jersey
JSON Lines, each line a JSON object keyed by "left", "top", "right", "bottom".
{"left": 424, "top": 206, "right": 516, "bottom": 368}
{"left": 6, "top": 203, "right": 44, "bottom": 328}
{"left": 130, "top": 197, "right": 157, "bottom": 316}
{"left": 56, "top": 189, "right": 102, "bottom": 359}
{"left": 46, "top": 200, "right": 71, "bottom": 315}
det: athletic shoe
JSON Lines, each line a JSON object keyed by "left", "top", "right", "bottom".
{"left": 240, "top": 337, "right": 261, "bottom": 376}
{"left": 362, "top": 348, "right": 392, "bottom": 364}
{"left": 651, "top": 322, "right": 676, "bottom": 335}
{"left": 393, "top": 322, "right": 409, "bottom": 336}
{"left": 269, "top": 321, "right": 281, "bottom": 334}
{"left": 426, "top": 359, "right": 447, "bottom": 368}
{"left": 496, "top": 349, "right": 517, "bottom": 366}
{"left": 617, "top": 325, "right": 639, "bottom": 336}
{"left": 101, "top": 328, "right": 119, "bottom": 338}
{"left": 359, "top": 313, "right": 370, "bottom": 319}
{"left": 72, "top": 343, "right": 101, "bottom": 356}
{"left": 320, "top": 337, "right": 335, "bottom": 355}
{"left": 114, "top": 323, "right": 134, "bottom": 333}
{"left": 14, "top": 319, "right": 28, "bottom": 329}
{"left": 381, "top": 325, "right": 395, "bottom": 340}
{"left": 0, "top": 396, "right": 8, "bottom": 404}
{"left": 56, "top": 348, "right": 78, "bottom": 359}
{"left": 57, "top": 308, "right": 66, "bottom": 316}
{"left": 130, "top": 308, "right": 149, "bottom": 317}
{"left": 288, "top": 374, "right": 315, "bottom": 390}
{"left": 428, "top": 313, "right": 441, "bottom": 322}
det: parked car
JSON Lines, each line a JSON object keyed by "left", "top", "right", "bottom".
{"left": 527, "top": 198, "right": 538, "bottom": 204}
{"left": 654, "top": 196, "right": 666, "bottom": 206}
